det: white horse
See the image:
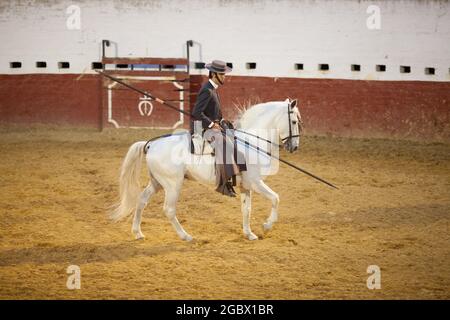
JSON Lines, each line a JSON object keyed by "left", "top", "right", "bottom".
{"left": 111, "top": 98, "right": 302, "bottom": 241}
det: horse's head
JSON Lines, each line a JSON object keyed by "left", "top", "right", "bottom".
{"left": 278, "top": 98, "right": 303, "bottom": 153}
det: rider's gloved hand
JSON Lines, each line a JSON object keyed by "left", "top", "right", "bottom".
{"left": 211, "top": 123, "right": 221, "bottom": 130}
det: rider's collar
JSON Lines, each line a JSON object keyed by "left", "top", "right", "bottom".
{"left": 209, "top": 79, "right": 219, "bottom": 90}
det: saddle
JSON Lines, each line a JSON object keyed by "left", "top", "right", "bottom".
{"left": 189, "top": 119, "right": 235, "bottom": 156}
{"left": 190, "top": 119, "right": 214, "bottom": 155}
{"left": 190, "top": 133, "right": 214, "bottom": 155}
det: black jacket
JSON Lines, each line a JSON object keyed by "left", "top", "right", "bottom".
{"left": 191, "top": 81, "right": 222, "bottom": 130}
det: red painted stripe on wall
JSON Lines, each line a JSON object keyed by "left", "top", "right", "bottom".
{"left": 0, "top": 73, "right": 449, "bottom": 142}
{"left": 0, "top": 74, "right": 101, "bottom": 128}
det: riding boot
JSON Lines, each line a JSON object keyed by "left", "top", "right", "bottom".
{"left": 226, "top": 180, "right": 237, "bottom": 196}
{"left": 215, "top": 166, "right": 236, "bottom": 197}
{"left": 215, "top": 182, "right": 236, "bottom": 197}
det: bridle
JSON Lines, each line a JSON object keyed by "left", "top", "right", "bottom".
{"left": 280, "top": 102, "right": 302, "bottom": 144}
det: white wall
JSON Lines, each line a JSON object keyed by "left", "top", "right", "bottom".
{"left": 0, "top": 0, "right": 449, "bottom": 81}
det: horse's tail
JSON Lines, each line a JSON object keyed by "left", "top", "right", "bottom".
{"left": 110, "top": 141, "right": 147, "bottom": 222}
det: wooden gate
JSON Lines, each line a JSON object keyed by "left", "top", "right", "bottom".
{"left": 100, "top": 57, "right": 190, "bottom": 129}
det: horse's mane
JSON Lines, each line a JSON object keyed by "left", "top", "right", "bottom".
{"left": 233, "top": 100, "right": 285, "bottom": 129}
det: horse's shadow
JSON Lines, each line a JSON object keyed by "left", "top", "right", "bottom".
{"left": 0, "top": 241, "right": 188, "bottom": 267}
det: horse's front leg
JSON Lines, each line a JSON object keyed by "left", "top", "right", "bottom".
{"left": 240, "top": 188, "right": 258, "bottom": 240}
{"left": 253, "top": 180, "right": 280, "bottom": 232}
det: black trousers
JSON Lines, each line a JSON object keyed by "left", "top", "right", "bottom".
{"left": 204, "top": 128, "right": 246, "bottom": 187}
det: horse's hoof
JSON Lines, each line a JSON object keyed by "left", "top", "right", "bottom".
{"left": 133, "top": 230, "right": 145, "bottom": 240}
{"left": 263, "top": 222, "right": 273, "bottom": 231}
{"left": 135, "top": 234, "right": 145, "bottom": 240}
{"left": 247, "top": 233, "right": 258, "bottom": 241}
{"left": 183, "top": 234, "right": 193, "bottom": 242}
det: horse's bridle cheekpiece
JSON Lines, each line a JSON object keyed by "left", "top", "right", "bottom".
{"left": 205, "top": 60, "right": 232, "bottom": 74}
{"left": 281, "top": 101, "right": 302, "bottom": 144}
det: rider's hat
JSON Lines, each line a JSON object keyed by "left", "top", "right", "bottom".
{"left": 205, "top": 60, "right": 232, "bottom": 74}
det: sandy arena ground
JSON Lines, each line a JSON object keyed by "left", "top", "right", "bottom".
{"left": 0, "top": 126, "right": 449, "bottom": 299}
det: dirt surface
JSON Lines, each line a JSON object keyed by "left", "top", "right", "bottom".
{"left": 0, "top": 126, "right": 449, "bottom": 299}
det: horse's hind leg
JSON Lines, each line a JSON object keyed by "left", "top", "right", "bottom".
{"left": 163, "top": 183, "right": 193, "bottom": 242}
{"left": 132, "top": 181, "right": 160, "bottom": 240}
{"left": 252, "top": 180, "right": 280, "bottom": 232}
{"left": 241, "top": 188, "right": 258, "bottom": 240}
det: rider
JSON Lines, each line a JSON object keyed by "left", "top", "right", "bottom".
{"left": 191, "top": 60, "right": 246, "bottom": 197}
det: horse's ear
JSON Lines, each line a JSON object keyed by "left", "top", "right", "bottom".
{"left": 290, "top": 99, "right": 298, "bottom": 108}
